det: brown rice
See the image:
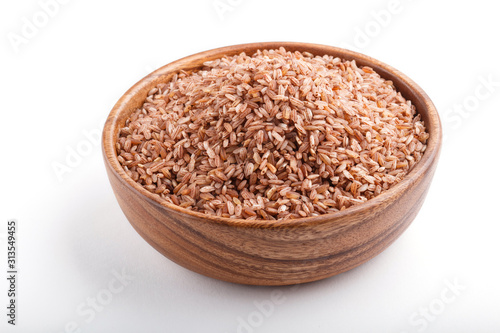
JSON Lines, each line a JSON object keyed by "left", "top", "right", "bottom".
{"left": 116, "top": 47, "right": 429, "bottom": 220}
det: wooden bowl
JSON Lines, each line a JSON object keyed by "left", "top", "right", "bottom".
{"left": 102, "top": 42, "right": 442, "bottom": 286}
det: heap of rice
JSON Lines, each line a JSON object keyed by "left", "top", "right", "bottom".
{"left": 116, "top": 47, "right": 428, "bottom": 220}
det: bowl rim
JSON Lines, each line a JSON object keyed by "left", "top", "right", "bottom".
{"left": 102, "top": 41, "right": 442, "bottom": 228}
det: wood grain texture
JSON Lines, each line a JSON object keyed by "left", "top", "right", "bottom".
{"left": 102, "top": 42, "right": 442, "bottom": 286}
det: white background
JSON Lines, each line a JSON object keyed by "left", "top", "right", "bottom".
{"left": 1, "top": 0, "right": 499, "bottom": 332}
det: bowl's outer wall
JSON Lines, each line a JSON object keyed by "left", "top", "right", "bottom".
{"left": 105, "top": 160, "right": 436, "bottom": 285}
{"left": 103, "top": 42, "right": 442, "bottom": 285}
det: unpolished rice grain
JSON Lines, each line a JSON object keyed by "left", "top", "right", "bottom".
{"left": 116, "top": 47, "right": 429, "bottom": 220}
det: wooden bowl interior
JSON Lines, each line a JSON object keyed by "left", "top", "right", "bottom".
{"left": 105, "top": 42, "right": 441, "bottom": 226}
